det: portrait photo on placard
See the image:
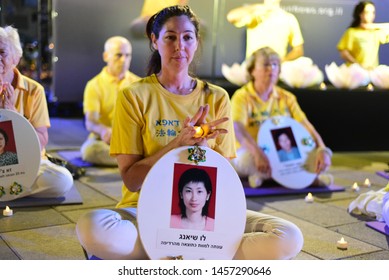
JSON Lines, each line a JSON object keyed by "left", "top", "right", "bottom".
{"left": 0, "top": 120, "right": 19, "bottom": 167}
{"left": 170, "top": 163, "right": 217, "bottom": 232}
{"left": 271, "top": 127, "right": 301, "bottom": 163}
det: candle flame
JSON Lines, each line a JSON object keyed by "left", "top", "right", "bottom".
{"left": 5, "top": 206, "right": 10, "bottom": 211}
{"left": 364, "top": 178, "right": 371, "bottom": 186}
{"left": 307, "top": 192, "right": 312, "bottom": 198}
{"left": 352, "top": 182, "right": 359, "bottom": 188}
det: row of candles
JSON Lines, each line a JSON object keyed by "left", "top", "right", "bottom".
{"left": 2, "top": 203, "right": 350, "bottom": 250}
{"left": 303, "top": 178, "right": 372, "bottom": 250}
{"left": 2, "top": 178, "right": 372, "bottom": 251}
{"left": 304, "top": 178, "right": 371, "bottom": 203}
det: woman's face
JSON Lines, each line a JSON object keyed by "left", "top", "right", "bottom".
{"left": 360, "top": 3, "right": 375, "bottom": 24}
{"left": 182, "top": 181, "right": 209, "bottom": 214}
{"left": 278, "top": 133, "right": 292, "bottom": 151}
{"left": 251, "top": 55, "right": 280, "bottom": 86}
{"left": 152, "top": 15, "right": 198, "bottom": 72}
{"left": 0, "top": 41, "right": 16, "bottom": 76}
{"left": 0, "top": 133, "right": 6, "bottom": 152}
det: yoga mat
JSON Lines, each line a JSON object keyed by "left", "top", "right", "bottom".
{"left": 0, "top": 184, "right": 83, "bottom": 208}
{"left": 57, "top": 150, "right": 93, "bottom": 167}
{"left": 243, "top": 180, "right": 345, "bottom": 197}
{"left": 376, "top": 171, "right": 389, "bottom": 180}
{"left": 366, "top": 221, "right": 389, "bottom": 236}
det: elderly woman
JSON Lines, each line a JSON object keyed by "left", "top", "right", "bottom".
{"left": 0, "top": 26, "right": 73, "bottom": 200}
{"left": 230, "top": 46, "right": 332, "bottom": 188}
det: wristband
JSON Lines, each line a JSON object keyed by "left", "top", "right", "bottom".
{"left": 317, "top": 147, "right": 333, "bottom": 157}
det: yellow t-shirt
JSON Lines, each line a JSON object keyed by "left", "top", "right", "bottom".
{"left": 14, "top": 68, "right": 50, "bottom": 129}
{"left": 140, "top": 0, "right": 185, "bottom": 17}
{"left": 83, "top": 67, "right": 141, "bottom": 129}
{"left": 337, "top": 27, "right": 389, "bottom": 69}
{"left": 231, "top": 82, "right": 306, "bottom": 149}
{"left": 110, "top": 74, "right": 236, "bottom": 208}
{"left": 245, "top": 9, "right": 304, "bottom": 59}
{"left": 13, "top": 68, "right": 50, "bottom": 157}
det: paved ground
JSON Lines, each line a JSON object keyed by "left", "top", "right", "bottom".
{"left": 1, "top": 118, "right": 388, "bottom": 260}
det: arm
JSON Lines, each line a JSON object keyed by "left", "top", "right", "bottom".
{"left": 301, "top": 119, "right": 331, "bottom": 173}
{"left": 234, "top": 121, "right": 271, "bottom": 176}
{"left": 283, "top": 44, "right": 304, "bottom": 62}
{"left": 84, "top": 111, "right": 112, "bottom": 144}
{"left": 361, "top": 23, "right": 389, "bottom": 30}
{"left": 227, "top": 4, "right": 261, "bottom": 28}
{"left": 339, "top": 49, "right": 357, "bottom": 64}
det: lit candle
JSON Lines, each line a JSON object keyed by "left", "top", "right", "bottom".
{"left": 363, "top": 178, "right": 371, "bottom": 187}
{"left": 352, "top": 182, "right": 360, "bottom": 192}
{"left": 193, "top": 126, "right": 204, "bottom": 138}
{"left": 319, "top": 82, "right": 327, "bottom": 90}
{"left": 366, "top": 83, "right": 374, "bottom": 91}
{"left": 337, "top": 237, "right": 348, "bottom": 250}
{"left": 3, "top": 206, "right": 13, "bottom": 216}
{"left": 305, "top": 192, "right": 314, "bottom": 203}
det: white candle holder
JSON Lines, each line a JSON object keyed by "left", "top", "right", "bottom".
{"left": 304, "top": 193, "right": 314, "bottom": 203}
{"left": 3, "top": 206, "right": 13, "bottom": 216}
{"left": 337, "top": 237, "right": 348, "bottom": 250}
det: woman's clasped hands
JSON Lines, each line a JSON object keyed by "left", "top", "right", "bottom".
{"left": 177, "top": 104, "right": 229, "bottom": 147}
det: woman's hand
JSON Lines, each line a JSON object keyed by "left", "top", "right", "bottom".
{"left": 175, "top": 105, "right": 229, "bottom": 147}
{"left": 0, "top": 82, "right": 17, "bottom": 111}
{"left": 315, "top": 149, "right": 332, "bottom": 174}
{"left": 253, "top": 149, "right": 271, "bottom": 177}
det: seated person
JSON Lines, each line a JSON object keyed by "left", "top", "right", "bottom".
{"left": 230, "top": 46, "right": 332, "bottom": 188}
{"left": 76, "top": 5, "right": 303, "bottom": 260}
{"left": 81, "top": 36, "right": 140, "bottom": 166}
{"left": 337, "top": 1, "right": 389, "bottom": 70}
{"left": 0, "top": 25, "right": 73, "bottom": 200}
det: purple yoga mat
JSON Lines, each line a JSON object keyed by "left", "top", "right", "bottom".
{"left": 57, "top": 150, "right": 93, "bottom": 167}
{"left": 376, "top": 171, "right": 389, "bottom": 180}
{"left": 243, "top": 180, "right": 345, "bottom": 197}
{"left": 366, "top": 221, "right": 389, "bottom": 236}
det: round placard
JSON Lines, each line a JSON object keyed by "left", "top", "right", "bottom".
{"left": 137, "top": 146, "right": 246, "bottom": 260}
{"left": 258, "top": 116, "right": 317, "bottom": 189}
{"left": 0, "top": 109, "right": 41, "bottom": 201}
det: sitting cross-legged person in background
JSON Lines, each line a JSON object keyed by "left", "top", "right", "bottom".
{"left": 0, "top": 25, "right": 73, "bottom": 200}
{"left": 81, "top": 36, "right": 141, "bottom": 166}
{"left": 230, "top": 46, "right": 333, "bottom": 188}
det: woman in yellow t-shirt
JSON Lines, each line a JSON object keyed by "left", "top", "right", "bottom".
{"left": 337, "top": 1, "right": 389, "bottom": 69}
{"left": 76, "top": 5, "right": 303, "bottom": 260}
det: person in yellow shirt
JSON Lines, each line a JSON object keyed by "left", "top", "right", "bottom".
{"left": 0, "top": 26, "right": 73, "bottom": 200}
{"left": 227, "top": 0, "right": 304, "bottom": 61}
{"left": 230, "top": 47, "right": 332, "bottom": 188}
{"left": 337, "top": 1, "right": 389, "bottom": 69}
{"left": 81, "top": 36, "right": 140, "bottom": 166}
{"left": 76, "top": 5, "right": 303, "bottom": 260}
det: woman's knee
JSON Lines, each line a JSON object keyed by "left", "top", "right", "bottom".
{"left": 76, "top": 208, "right": 139, "bottom": 259}
{"left": 235, "top": 211, "right": 304, "bottom": 259}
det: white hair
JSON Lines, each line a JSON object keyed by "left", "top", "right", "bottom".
{"left": 0, "top": 26, "right": 23, "bottom": 61}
